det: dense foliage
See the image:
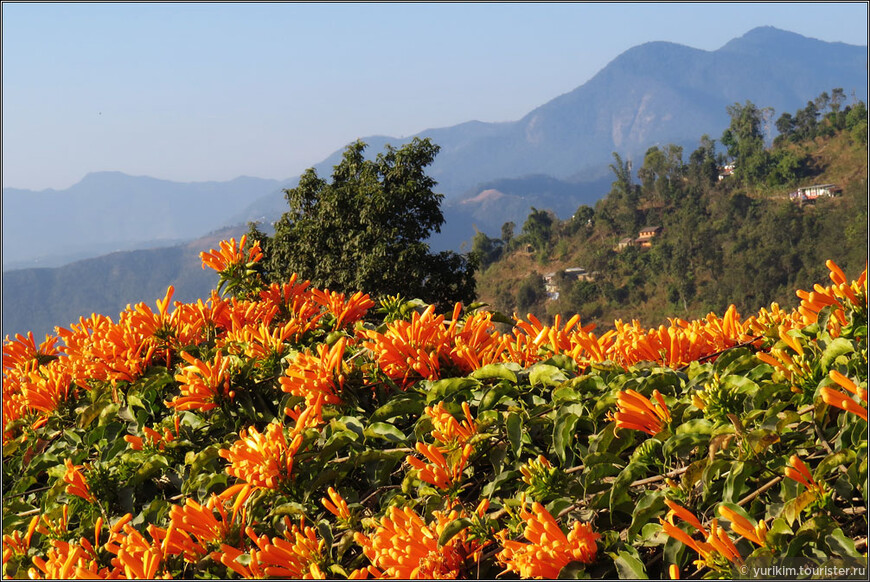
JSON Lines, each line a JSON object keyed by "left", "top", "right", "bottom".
{"left": 2, "top": 235, "right": 866, "bottom": 579}
{"left": 475, "top": 92, "right": 868, "bottom": 326}
{"left": 248, "top": 138, "right": 477, "bottom": 310}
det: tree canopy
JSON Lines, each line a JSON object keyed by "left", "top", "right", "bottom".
{"left": 249, "top": 138, "right": 477, "bottom": 308}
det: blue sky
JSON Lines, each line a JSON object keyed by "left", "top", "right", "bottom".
{"left": 2, "top": 2, "right": 867, "bottom": 190}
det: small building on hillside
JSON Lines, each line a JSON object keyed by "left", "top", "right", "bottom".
{"left": 635, "top": 226, "right": 662, "bottom": 248}
{"left": 789, "top": 184, "right": 842, "bottom": 203}
{"left": 564, "top": 267, "right": 595, "bottom": 282}
{"left": 718, "top": 163, "right": 736, "bottom": 181}
{"left": 616, "top": 237, "right": 635, "bottom": 251}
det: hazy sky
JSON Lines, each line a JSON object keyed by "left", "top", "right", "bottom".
{"left": 3, "top": 2, "right": 867, "bottom": 190}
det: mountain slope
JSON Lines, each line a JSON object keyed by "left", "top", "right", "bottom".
{"left": 2, "top": 173, "right": 289, "bottom": 270}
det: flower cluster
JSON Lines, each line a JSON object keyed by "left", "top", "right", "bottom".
{"left": 3, "top": 240, "right": 866, "bottom": 581}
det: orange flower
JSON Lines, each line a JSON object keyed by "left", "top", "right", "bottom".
{"left": 200, "top": 234, "right": 262, "bottom": 273}
{"left": 219, "top": 422, "right": 304, "bottom": 490}
{"left": 2, "top": 515, "right": 39, "bottom": 565}
{"left": 660, "top": 501, "right": 743, "bottom": 570}
{"left": 280, "top": 338, "right": 348, "bottom": 407}
{"left": 784, "top": 454, "right": 828, "bottom": 497}
{"left": 821, "top": 370, "right": 868, "bottom": 421}
{"left": 311, "top": 288, "right": 375, "bottom": 330}
{"left": 496, "top": 501, "right": 599, "bottom": 578}
{"left": 355, "top": 506, "right": 480, "bottom": 579}
{"left": 426, "top": 401, "right": 477, "bottom": 445}
{"left": 63, "top": 459, "right": 96, "bottom": 503}
{"left": 363, "top": 304, "right": 449, "bottom": 384}
{"left": 236, "top": 518, "right": 326, "bottom": 579}
{"left": 168, "top": 350, "right": 235, "bottom": 411}
{"left": 406, "top": 442, "right": 473, "bottom": 490}
{"left": 124, "top": 421, "right": 178, "bottom": 451}
{"left": 2, "top": 331, "right": 60, "bottom": 372}
{"left": 608, "top": 389, "right": 670, "bottom": 436}
{"left": 322, "top": 487, "right": 351, "bottom": 521}
{"left": 718, "top": 505, "right": 767, "bottom": 547}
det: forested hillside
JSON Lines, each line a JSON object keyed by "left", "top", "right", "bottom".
{"left": 475, "top": 94, "right": 868, "bottom": 328}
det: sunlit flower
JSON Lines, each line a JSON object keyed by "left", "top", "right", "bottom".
{"left": 718, "top": 505, "right": 767, "bottom": 547}
{"left": 63, "top": 459, "right": 96, "bottom": 503}
{"left": 168, "top": 350, "right": 235, "bottom": 411}
{"left": 322, "top": 486, "right": 351, "bottom": 521}
{"left": 660, "top": 500, "right": 743, "bottom": 571}
{"left": 124, "top": 418, "right": 179, "bottom": 451}
{"left": 219, "top": 421, "right": 304, "bottom": 490}
{"left": 2, "top": 516, "right": 38, "bottom": 565}
{"left": 355, "top": 506, "right": 481, "bottom": 579}
{"left": 608, "top": 389, "right": 671, "bottom": 436}
{"left": 311, "top": 288, "right": 375, "bottom": 330}
{"left": 496, "top": 501, "right": 599, "bottom": 578}
{"left": 200, "top": 234, "right": 262, "bottom": 273}
{"left": 820, "top": 370, "right": 868, "bottom": 421}
{"left": 426, "top": 401, "right": 477, "bottom": 445}
{"left": 784, "top": 454, "right": 828, "bottom": 500}
{"left": 213, "top": 517, "right": 325, "bottom": 579}
{"left": 363, "top": 304, "right": 449, "bottom": 384}
{"left": 280, "top": 338, "right": 347, "bottom": 406}
{"left": 406, "top": 442, "right": 473, "bottom": 490}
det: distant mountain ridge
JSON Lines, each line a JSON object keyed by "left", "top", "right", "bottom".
{"left": 237, "top": 26, "right": 866, "bottom": 236}
{"left": 2, "top": 173, "right": 291, "bottom": 269}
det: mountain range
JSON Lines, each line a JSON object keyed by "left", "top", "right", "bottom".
{"left": 2, "top": 26, "right": 867, "bottom": 339}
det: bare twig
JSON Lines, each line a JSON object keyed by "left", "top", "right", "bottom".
{"left": 738, "top": 475, "right": 783, "bottom": 507}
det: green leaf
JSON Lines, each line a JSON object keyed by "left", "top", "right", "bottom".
{"left": 470, "top": 363, "right": 519, "bottom": 383}
{"left": 722, "top": 461, "right": 756, "bottom": 503}
{"left": 369, "top": 393, "right": 424, "bottom": 423}
{"left": 814, "top": 450, "right": 856, "bottom": 481}
{"left": 506, "top": 412, "right": 523, "bottom": 458}
{"left": 628, "top": 490, "right": 666, "bottom": 540}
{"left": 127, "top": 455, "right": 169, "bottom": 487}
{"left": 425, "top": 378, "right": 479, "bottom": 404}
{"left": 478, "top": 383, "right": 518, "bottom": 412}
{"left": 364, "top": 422, "right": 406, "bottom": 443}
{"left": 609, "top": 461, "right": 648, "bottom": 514}
{"left": 663, "top": 432, "right": 711, "bottom": 457}
{"left": 437, "top": 517, "right": 472, "bottom": 547}
{"left": 553, "top": 411, "right": 579, "bottom": 465}
{"left": 824, "top": 528, "right": 862, "bottom": 558}
{"left": 557, "top": 561, "right": 588, "bottom": 579}
{"left": 612, "top": 549, "right": 649, "bottom": 579}
{"left": 529, "top": 364, "right": 569, "bottom": 388}
{"left": 820, "top": 338, "right": 854, "bottom": 372}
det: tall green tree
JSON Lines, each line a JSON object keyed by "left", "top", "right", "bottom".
{"left": 721, "top": 100, "right": 770, "bottom": 185}
{"left": 249, "top": 138, "right": 477, "bottom": 308}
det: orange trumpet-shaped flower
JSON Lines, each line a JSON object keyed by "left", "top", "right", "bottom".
{"left": 234, "top": 518, "right": 327, "bottom": 579}
{"left": 426, "top": 401, "right": 477, "bottom": 445}
{"left": 608, "top": 389, "right": 671, "bottom": 436}
{"left": 311, "top": 288, "right": 375, "bottom": 330}
{"left": 219, "top": 422, "right": 304, "bottom": 490}
{"left": 168, "top": 350, "right": 235, "bottom": 412}
{"left": 660, "top": 501, "right": 743, "bottom": 571}
{"left": 496, "top": 501, "right": 600, "bottom": 579}
{"left": 784, "top": 454, "right": 827, "bottom": 497}
{"left": 280, "top": 338, "right": 347, "bottom": 407}
{"left": 2, "top": 515, "right": 39, "bottom": 565}
{"left": 718, "top": 505, "right": 767, "bottom": 547}
{"left": 63, "top": 459, "right": 96, "bottom": 503}
{"left": 406, "top": 442, "right": 473, "bottom": 490}
{"left": 363, "top": 304, "right": 449, "bottom": 384}
{"left": 322, "top": 487, "right": 351, "bottom": 521}
{"left": 355, "top": 506, "right": 480, "bottom": 579}
{"left": 821, "top": 370, "right": 868, "bottom": 421}
{"left": 200, "top": 235, "right": 262, "bottom": 273}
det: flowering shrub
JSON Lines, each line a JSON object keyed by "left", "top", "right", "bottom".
{"left": 2, "top": 241, "right": 866, "bottom": 579}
